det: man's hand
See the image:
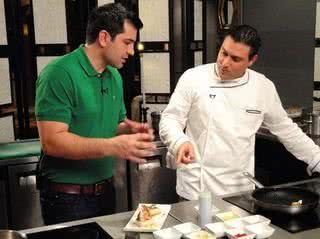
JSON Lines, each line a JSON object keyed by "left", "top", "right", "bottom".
{"left": 124, "top": 118, "right": 151, "bottom": 134}
{"left": 118, "top": 119, "right": 153, "bottom": 135}
{"left": 111, "top": 132, "right": 156, "bottom": 164}
{"left": 176, "top": 142, "right": 195, "bottom": 165}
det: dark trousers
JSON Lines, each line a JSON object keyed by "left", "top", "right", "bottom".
{"left": 40, "top": 183, "right": 115, "bottom": 225}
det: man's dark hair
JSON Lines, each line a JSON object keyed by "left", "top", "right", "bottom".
{"left": 86, "top": 3, "right": 143, "bottom": 44}
{"left": 226, "top": 25, "right": 261, "bottom": 60}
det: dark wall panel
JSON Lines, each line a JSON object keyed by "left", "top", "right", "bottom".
{"left": 243, "top": 0, "right": 316, "bottom": 109}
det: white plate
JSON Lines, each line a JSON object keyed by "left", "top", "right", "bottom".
{"left": 224, "top": 218, "right": 245, "bottom": 229}
{"left": 173, "top": 222, "right": 201, "bottom": 236}
{"left": 153, "top": 227, "right": 182, "bottom": 239}
{"left": 242, "top": 215, "right": 271, "bottom": 226}
{"left": 205, "top": 222, "right": 226, "bottom": 238}
{"left": 245, "top": 224, "right": 275, "bottom": 239}
{"left": 123, "top": 204, "right": 171, "bottom": 232}
{"left": 225, "top": 228, "right": 256, "bottom": 239}
{"left": 215, "top": 211, "right": 240, "bottom": 221}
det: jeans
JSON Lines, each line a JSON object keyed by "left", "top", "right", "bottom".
{"left": 40, "top": 183, "right": 115, "bottom": 225}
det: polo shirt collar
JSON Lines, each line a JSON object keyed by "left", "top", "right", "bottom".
{"left": 75, "top": 44, "right": 106, "bottom": 77}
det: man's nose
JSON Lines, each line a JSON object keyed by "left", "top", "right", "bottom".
{"left": 128, "top": 45, "right": 135, "bottom": 56}
{"left": 221, "top": 56, "right": 231, "bottom": 66}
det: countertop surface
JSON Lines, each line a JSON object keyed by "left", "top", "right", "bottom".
{"left": 0, "top": 139, "right": 40, "bottom": 166}
{"left": 0, "top": 139, "right": 40, "bottom": 159}
{"left": 20, "top": 178, "right": 320, "bottom": 239}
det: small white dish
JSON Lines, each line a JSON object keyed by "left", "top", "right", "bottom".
{"left": 215, "top": 211, "right": 240, "bottom": 222}
{"left": 224, "top": 218, "right": 245, "bottom": 229}
{"left": 225, "top": 228, "right": 255, "bottom": 239}
{"left": 245, "top": 224, "right": 275, "bottom": 239}
{"left": 242, "top": 215, "right": 271, "bottom": 226}
{"left": 173, "top": 222, "right": 201, "bottom": 236}
{"left": 185, "top": 230, "right": 216, "bottom": 239}
{"left": 153, "top": 227, "right": 183, "bottom": 239}
{"left": 205, "top": 222, "right": 226, "bottom": 238}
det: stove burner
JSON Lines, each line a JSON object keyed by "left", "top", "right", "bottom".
{"left": 26, "top": 222, "right": 112, "bottom": 239}
{"left": 223, "top": 179, "right": 320, "bottom": 233}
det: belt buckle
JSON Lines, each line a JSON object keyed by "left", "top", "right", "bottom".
{"left": 94, "top": 181, "right": 104, "bottom": 195}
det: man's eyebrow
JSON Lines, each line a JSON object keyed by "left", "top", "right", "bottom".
{"left": 125, "top": 38, "right": 135, "bottom": 43}
{"left": 222, "top": 47, "right": 243, "bottom": 60}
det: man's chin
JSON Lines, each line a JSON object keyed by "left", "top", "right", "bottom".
{"left": 111, "top": 62, "right": 124, "bottom": 69}
{"left": 219, "top": 72, "right": 229, "bottom": 80}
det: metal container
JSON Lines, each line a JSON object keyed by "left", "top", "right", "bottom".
{"left": 151, "top": 111, "right": 161, "bottom": 134}
{"left": 312, "top": 112, "right": 320, "bottom": 136}
{"left": 0, "top": 230, "right": 27, "bottom": 239}
{"left": 304, "top": 113, "right": 313, "bottom": 135}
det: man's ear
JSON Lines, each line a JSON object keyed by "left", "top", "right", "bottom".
{"left": 98, "top": 30, "right": 111, "bottom": 47}
{"left": 248, "top": 54, "right": 258, "bottom": 67}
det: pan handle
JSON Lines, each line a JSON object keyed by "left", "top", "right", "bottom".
{"left": 243, "top": 172, "right": 264, "bottom": 188}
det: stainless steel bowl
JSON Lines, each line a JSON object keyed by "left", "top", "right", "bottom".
{"left": 0, "top": 230, "right": 27, "bottom": 239}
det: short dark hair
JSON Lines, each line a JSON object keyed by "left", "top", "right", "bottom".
{"left": 226, "top": 25, "right": 261, "bottom": 60}
{"left": 86, "top": 3, "right": 143, "bottom": 44}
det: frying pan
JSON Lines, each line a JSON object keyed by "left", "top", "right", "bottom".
{"left": 243, "top": 172, "right": 319, "bottom": 215}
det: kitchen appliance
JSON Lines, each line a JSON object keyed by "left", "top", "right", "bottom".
{"left": 151, "top": 111, "right": 161, "bottom": 136}
{"left": 243, "top": 172, "right": 319, "bottom": 215}
{"left": 312, "top": 112, "right": 320, "bottom": 136}
{"left": 129, "top": 141, "right": 179, "bottom": 209}
{"left": 26, "top": 222, "right": 112, "bottom": 239}
{"left": 223, "top": 178, "right": 320, "bottom": 233}
{"left": 0, "top": 230, "right": 27, "bottom": 239}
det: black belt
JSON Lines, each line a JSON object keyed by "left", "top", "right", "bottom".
{"left": 43, "top": 178, "right": 113, "bottom": 196}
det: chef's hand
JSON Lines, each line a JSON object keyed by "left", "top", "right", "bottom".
{"left": 112, "top": 133, "right": 156, "bottom": 164}
{"left": 176, "top": 142, "right": 195, "bottom": 165}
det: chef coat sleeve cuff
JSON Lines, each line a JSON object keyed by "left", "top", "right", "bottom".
{"left": 307, "top": 154, "right": 320, "bottom": 175}
{"left": 172, "top": 135, "right": 191, "bottom": 157}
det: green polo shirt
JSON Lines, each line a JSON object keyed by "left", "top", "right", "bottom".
{"left": 35, "top": 45, "right": 126, "bottom": 184}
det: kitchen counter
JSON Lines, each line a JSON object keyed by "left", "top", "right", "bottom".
{"left": 0, "top": 139, "right": 41, "bottom": 166}
{"left": 20, "top": 210, "right": 182, "bottom": 239}
{"left": 19, "top": 178, "right": 320, "bottom": 239}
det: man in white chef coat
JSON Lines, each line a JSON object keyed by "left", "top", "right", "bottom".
{"left": 159, "top": 25, "right": 320, "bottom": 200}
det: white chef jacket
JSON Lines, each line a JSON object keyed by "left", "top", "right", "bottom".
{"left": 159, "top": 63, "right": 320, "bottom": 200}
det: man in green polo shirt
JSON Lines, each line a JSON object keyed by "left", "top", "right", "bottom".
{"left": 35, "top": 3, "right": 155, "bottom": 225}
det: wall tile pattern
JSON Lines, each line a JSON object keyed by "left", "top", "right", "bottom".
{"left": 33, "top": 0, "right": 67, "bottom": 44}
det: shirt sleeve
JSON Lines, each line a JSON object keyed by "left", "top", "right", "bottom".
{"left": 119, "top": 100, "right": 127, "bottom": 123}
{"left": 35, "top": 65, "right": 74, "bottom": 124}
{"left": 111, "top": 67, "right": 127, "bottom": 123}
{"left": 263, "top": 82, "right": 320, "bottom": 175}
{"left": 159, "top": 70, "right": 194, "bottom": 168}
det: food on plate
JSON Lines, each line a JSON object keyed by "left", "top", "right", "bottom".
{"left": 148, "top": 205, "right": 162, "bottom": 216}
{"left": 291, "top": 200, "right": 303, "bottom": 206}
{"left": 285, "top": 107, "right": 302, "bottom": 118}
{"left": 234, "top": 233, "right": 248, "bottom": 238}
{"left": 185, "top": 230, "right": 216, "bottom": 239}
{"left": 215, "top": 211, "right": 240, "bottom": 221}
{"left": 135, "top": 204, "right": 161, "bottom": 227}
